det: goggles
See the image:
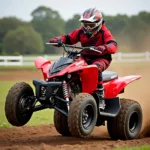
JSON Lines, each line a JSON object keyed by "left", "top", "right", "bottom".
{"left": 81, "top": 22, "right": 98, "bottom": 30}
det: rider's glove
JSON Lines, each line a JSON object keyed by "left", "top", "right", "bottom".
{"left": 95, "top": 45, "right": 106, "bottom": 54}
{"left": 49, "top": 38, "right": 58, "bottom": 43}
{"left": 49, "top": 38, "right": 63, "bottom": 47}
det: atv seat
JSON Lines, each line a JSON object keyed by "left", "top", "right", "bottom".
{"left": 102, "top": 71, "right": 118, "bottom": 82}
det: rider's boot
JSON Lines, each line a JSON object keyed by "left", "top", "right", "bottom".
{"left": 97, "top": 71, "right": 106, "bottom": 110}
{"left": 97, "top": 84, "right": 106, "bottom": 110}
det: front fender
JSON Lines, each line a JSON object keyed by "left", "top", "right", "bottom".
{"left": 104, "top": 75, "right": 141, "bottom": 98}
{"left": 34, "top": 56, "right": 51, "bottom": 69}
{"left": 34, "top": 56, "right": 51, "bottom": 80}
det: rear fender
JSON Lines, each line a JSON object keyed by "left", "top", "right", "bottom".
{"left": 104, "top": 75, "right": 141, "bottom": 98}
{"left": 34, "top": 57, "right": 51, "bottom": 80}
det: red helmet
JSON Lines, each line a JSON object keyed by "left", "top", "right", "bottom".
{"left": 79, "top": 8, "right": 103, "bottom": 38}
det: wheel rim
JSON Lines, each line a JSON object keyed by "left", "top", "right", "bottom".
{"left": 129, "top": 111, "right": 139, "bottom": 133}
{"left": 19, "top": 94, "right": 31, "bottom": 115}
{"left": 82, "top": 104, "right": 94, "bottom": 129}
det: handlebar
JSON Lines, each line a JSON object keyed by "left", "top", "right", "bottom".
{"left": 46, "top": 42, "right": 102, "bottom": 54}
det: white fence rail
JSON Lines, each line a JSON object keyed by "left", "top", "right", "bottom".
{"left": 113, "top": 52, "right": 150, "bottom": 62}
{"left": 0, "top": 56, "right": 23, "bottom": 66}
{"left": 0, "top": 52, "right": 150, "bottom": 66}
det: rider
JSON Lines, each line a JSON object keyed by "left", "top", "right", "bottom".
{"left": 49, "top": 7, "right": 118, "bottom": 110}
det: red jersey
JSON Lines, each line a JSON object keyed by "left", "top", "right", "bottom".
{"left": 60, "top": 23, "right": 118, "bottom": 61}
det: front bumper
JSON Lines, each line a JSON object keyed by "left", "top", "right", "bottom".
{"left": 33, "top": 79, "right": 62, "bottom": 101}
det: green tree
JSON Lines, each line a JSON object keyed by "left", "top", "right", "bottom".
{"left": 104, "top": 14, "right": 129, "bottom": 35}
{"left": 0, "top": 17, "right": 27, "bottom": 54}
{"left": 0, "top": 17, "right": 26, "bottom": 42}
{"left": 3, "top": 26, "right": 44, "bottom": 55}
{"left": 65, "top": 14, "right": 81, "bottom": 33}
{"left": 104, "top": 14, "right": 131, "bottom": 52}
{"left": 124, "top": 12, "right": 150, "bottom": 52}
{"left": 31, "top": 6, "right": 65, "bottom": 54}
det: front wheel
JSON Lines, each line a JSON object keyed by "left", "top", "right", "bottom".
{"left": 107, "top": 98, "right": 142, "bottom": 140}
{"left": 5, "top": 82, "right": 34, "bottom": 126}
{"left": 68, "top": 93, "right": 97, "bottom": 137}
{"left": 54, "top": 110, "right": 71, "bottom": 136}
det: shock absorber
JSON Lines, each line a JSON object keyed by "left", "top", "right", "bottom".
{"left": 62, "top": 81, "right": 70, "bottom": 110}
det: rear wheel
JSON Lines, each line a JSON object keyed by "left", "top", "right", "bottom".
{"left": 68, "top": 93, "right": 97, "bottom": 137}
{"left": 5, "top": 82, "right": 34, "bottom": 126}
{"left": 107, "top": 98, "right": 142, "bottom": 140}
{"left": 54, "top": 110, "right": 71, "bottom": 136}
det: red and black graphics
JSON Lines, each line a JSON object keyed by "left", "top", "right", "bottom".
{"left": 83, "top": 8, "right": 95, "bottom": 19}
{"left": 82, "top": 8, "right": 101, "bottom": 21}
{"left": 94, "top": 10, "right": 101, "bottom": 21}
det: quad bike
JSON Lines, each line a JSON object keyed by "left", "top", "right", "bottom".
{"left": 5, "top": 43, "right": 142, "bottom": 140}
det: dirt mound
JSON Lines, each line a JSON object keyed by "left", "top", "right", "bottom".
{"left": 0, "top": 125, "right": 150, "bottom": 150}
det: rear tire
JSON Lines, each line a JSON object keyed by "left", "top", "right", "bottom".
{"left": 68, "top": 93, "right": 97, "bottom": 137}
{"left": 107, "top": 117, "right": 119, "bottom": 140}
{"left": 107, "top": 98, "right": 142, "bottom": 140}
{"left": 54, "top": 110, "right": 71, "bottom": 136}
{"left": 5, "top": 82, "right": 34, "bottom": 126}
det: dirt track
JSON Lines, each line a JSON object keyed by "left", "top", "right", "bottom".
{"left": 0, "top": 63, "right": 150, "bottom": 149}
{"left": 0, "top": 125, "right": 150, "bottom": 150}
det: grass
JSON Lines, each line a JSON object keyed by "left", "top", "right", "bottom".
{"left": 0, "top": 71, "right": 9, "bottom": 75}
{"left": 0, "top": 80, "right": 54, "bottom": 128}
{"left": 114, "top": 145, "right": 150, "bottom": 150}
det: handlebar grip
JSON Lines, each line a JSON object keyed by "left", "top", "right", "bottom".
{"left": 89, "top": 47, "right": 95, "bottom": 51}
{"left": 46, "top": 43, "right": 58, "bottom": 45}
{"left": 89, "top": 47, "right": 102, "bottom": 53}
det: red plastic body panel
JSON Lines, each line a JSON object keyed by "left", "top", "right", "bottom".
{"left": 79, "top": 66, "right": 98, "bottom": 93}
{"left": 34, "top": 57, "right": 98, "bottom": 93}
{"left": 47, "top": 58, "right": 87, "bottom": 78}
{"left": 34, "top": 56, "right": 141, "bottom": 97}
{"left": 34, "top": 57, "right": 52, "bottom": 80}
{"left": 103, "top": 75, "right": 141, "bottom": 98}
{"left": 47, "top": 58, "right": 98, "bottom": 94}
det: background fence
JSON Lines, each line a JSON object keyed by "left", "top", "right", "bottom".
{"left": 0, "top": 52, "right": 150, "bottom": 66}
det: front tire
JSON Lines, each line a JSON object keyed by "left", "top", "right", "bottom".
{"left": 54, "top": 110, "right": 71, "bottom": 136}
{"left": 107, "top": 98, "right": 142, "bottom": 140}
{"left": 68, "top": 93, "right": 97, "bottom": 137}
{"left": 5, "top": 82, "right": 34, "bottom": 126}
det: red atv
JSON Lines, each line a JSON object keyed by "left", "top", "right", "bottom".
{"left": 5, "top": 43, "right": 142, "bottom": 140}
